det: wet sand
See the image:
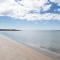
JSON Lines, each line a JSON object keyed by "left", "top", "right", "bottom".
{"left": 0, "top": 35, "right": 54, "bottom": 60}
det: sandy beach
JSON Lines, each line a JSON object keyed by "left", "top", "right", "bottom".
{"left": 0, "top": 35, "right": 54, "bottom": 60}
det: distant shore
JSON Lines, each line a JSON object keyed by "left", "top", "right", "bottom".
{"left": 0, "top": 29, "right": 20, "bottom": 31}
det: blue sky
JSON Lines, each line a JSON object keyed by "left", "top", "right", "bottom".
{"left": 0, "top": 16, "right": 60, "bottom": 30}
{"left": 0, "top": 0, "right": 60, "bottom": 30}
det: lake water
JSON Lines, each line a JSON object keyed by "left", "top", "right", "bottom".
{"left": 0, "top": 30, "right": 60, "bottom": 55}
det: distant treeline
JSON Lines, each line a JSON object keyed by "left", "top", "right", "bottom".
{"left": 0, "top": 29, "right": 20, "bottom": 31}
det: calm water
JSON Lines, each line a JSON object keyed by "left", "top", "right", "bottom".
{"left": 0, "top": 30, "right": 60, "bottom": 54}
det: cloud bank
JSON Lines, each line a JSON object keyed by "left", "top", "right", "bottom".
{"left": 0, "top": 0, "right": 60, "bottom": 21}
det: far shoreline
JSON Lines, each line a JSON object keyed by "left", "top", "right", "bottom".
{"left": 0, "top": 29, "right": 21, "bottom": 31}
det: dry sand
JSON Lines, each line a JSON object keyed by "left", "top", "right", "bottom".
{"left": 0, "top": 35, "right": 54, "bottom": 60}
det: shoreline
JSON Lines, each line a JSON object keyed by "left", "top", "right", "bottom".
{"left": 0, "top": 35, "right": 54, "bottom": 60}
{"left": 19, "top": 42, "right": 60, "bottom": 60}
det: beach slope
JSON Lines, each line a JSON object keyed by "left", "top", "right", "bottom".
{"left": 0, "top": 35, "right": 54, "bottom": 60}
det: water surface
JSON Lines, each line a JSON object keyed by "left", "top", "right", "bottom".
{"left": 0, "top": 30, "right": 60, "bottom": 54}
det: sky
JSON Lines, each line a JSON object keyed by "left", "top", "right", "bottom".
{"left": 0, "top": 0, "right": 60, "bottom": 30}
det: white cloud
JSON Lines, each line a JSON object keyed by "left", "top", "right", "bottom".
{"left": 24, "top": 13, "right": 60, "bottom": 21}
{"left": 0, "top": 0, "right": 60, "bottom": 21}
{"left": 50, "top": 0, "right": 60, "bottom": 4}
{"left": 41, "top": 4, "right": 51, "bottom": 12}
